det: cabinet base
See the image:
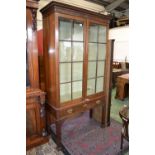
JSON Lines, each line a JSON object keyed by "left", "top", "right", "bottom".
{"left": 26, "top": 136, "right": 49, "bottom": 150}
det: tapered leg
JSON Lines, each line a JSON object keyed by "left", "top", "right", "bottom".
{"left": 120, "top": 134, "right": 123, "bottom": 150}
{"left": 101, "top": 104, "right": 105, "bottom": 128}
{"left": 56, "top": 121, "right": 62, "bottom": 150}
{"left": 89, "top": 109, "right": 93, "bottom": 118}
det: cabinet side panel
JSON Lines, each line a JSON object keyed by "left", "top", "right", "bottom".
{"left": 43, "top": 13, "right": 57, "bottom": 107}
{"left": 26, "top": 7, "right": 39, "bottom": 88}
{"left": 103, "top": 28, "right": 112, "bottom": 126}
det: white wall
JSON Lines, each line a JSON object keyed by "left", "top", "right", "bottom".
{"left": 109, "top": 26, "right": 129, "bottom": 62}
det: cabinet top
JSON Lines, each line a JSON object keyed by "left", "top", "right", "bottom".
{"left": 40, "top": 1, "right": 111, "bottom": 21}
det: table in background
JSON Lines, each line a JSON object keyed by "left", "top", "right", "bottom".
{"left": 112, "top": 69, "right": 129, "bottom": 88}
{"left": 115, "top": 74, "right": 129, "bottom": 100}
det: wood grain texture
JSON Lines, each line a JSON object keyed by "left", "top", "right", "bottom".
{"left": 26, "top": 0, "right": 48, "bottom": 150}
{"left": 41, "top": 1, "right": 112, "bottom": 148}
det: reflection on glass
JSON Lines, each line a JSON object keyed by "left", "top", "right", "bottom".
{"left": 59, "top": 20, "right": 72, "bottom": 40}
{"left": 60, "top": 83, "right": 71, "bottom": 102}
{"left": 98, "top": 44, "right": 106, "bottom": 60}
{"left": 73, "top": 22, "right": 83, "bottom": 41}
{"left": 88, "top": 43, "right": 97, "bottom": 60}
{"left": 72, "top": 81, "right": 82, "bottom": 99}
{"left": 88, "top": 62, "right": 96, "bottom": 78}
{"left": 72, "top": 42, "right": 83, "bottom": 61}
{"left": 87, "top": 78, "right": 95, "bottom": 95}
{"left": 96, "top": 77, "right": 104, "bottom": 93}
{"left": 89, "top": 25, "right": 98, "bottom": 42}
{"left": 60, "top": 63, "right": 71, "bottom": 83}
{"left": 98, "top": 25, "right": 106, "bottom": 43}
{"left": 59, "top": 41, "right": 71, "bottom": 62}
{"left": 97, "top": 61, "right": 105, "bottom": 77}
{"left": 72, "top": 62, "right": 83, "bottom": 81}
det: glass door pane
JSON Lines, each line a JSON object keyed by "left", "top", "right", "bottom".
{"left": 73, "top": 22, "right": 83, "bottom": 41}
{"left": 98, "top": 25, "right": 106, "bottom": 43}
{"left": 60, "top": 83, "right": 71, "bottom": 102}
{"left": 88, "top": 62, "right": 96, "bottom": 78}
{"left": 59, "top": 18, "right": 84, "bottom": 103}
{"left": 87, "top": 79, "right": 95, "bottom": 95}
{"left": 98, "top": 44, "right": 106, "bottom": 60}
{"left": 59, "top": 20, "right": 72, "bottom": 40}
{"left": 88, "top": 43, "right": 97, "bottom": 60}
{"left": 87, "top": 23, "right": 107, "bottom": 96}
{"left": 72, "top": 81, "right": 82, "bottom": 99}
{"left": 89, "top": 25, "right": 98, "bottom": 42}
{"left": 59, "top": 41, "right": 71, "bottom": 62}
{"left": 60, "top": 63, "right": 71, "bottom": 83}
{"left": 72, "top": 42, "right": 83, "bottom": 61}
{"left": 72, "top": 62, "right": 83, "bottom": 81}
{"left": 97, "top": 61, "right": 105, "bottom": 77}
{"left": 96, "top": 77, "right": 104, "bottom": 93}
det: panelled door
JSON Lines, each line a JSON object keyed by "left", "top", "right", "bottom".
{"left": 58, "top": 16, "right": 107, "bottom": 105}
{"left": 87, "top": 21, "right": 107, "bottom": 97}
{"left": 58, "top": 16, "right": 85, "bottom": 104}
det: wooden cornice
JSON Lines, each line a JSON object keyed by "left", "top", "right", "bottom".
{"left": 40, "top": 1, "right": 111, "bottom": 21}
{"left": 26, "top": 0, "right": 39, "bottom": 9}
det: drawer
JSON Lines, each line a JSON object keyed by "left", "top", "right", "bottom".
{"left": 59, "top": 104, "right": 84, "bottom": 119}
{"left": 59, "top": 98, "right": 103, "bottom": 119}
{"left": 86, "top": 98, "right": 103, "bottom": 107}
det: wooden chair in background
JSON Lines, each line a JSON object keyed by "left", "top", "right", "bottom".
{"left": 119, "top": 106, "right": 129, "bottom": 150}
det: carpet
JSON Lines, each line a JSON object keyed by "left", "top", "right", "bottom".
{"left": 111, "top": 88, "right": 129, "bottom": 123}
{"left": 51, "top": 112, "right": 129, "bottom": 155}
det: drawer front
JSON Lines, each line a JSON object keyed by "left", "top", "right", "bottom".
{"left": 59, "top": 98, "right": 103, "bottom": 119}
{"left": 59, "top": 104, "right": 83, "bottom": 119}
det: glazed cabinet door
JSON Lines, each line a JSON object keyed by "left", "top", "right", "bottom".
{"left": 87, "top": 22, "right": 107, "bottom": 96}
{"left": 26, "top": 102, "right": 41, "bottom": 139}
{"left": 59, "top": 17, "right": 85, "bottom": 104}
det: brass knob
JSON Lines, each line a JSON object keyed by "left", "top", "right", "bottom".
{"left": 85, "top": 98, "right": 90, "bottom": 102}
{"left": 96, "top": 100, "right": 101, "bottom": 105}
{"left": 67, "top": 109, "right": 73, "bottom": 114}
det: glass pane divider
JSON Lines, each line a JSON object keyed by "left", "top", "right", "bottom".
{"left": 97, "top": 60, "right": 106, "bottom": 61}
{"left": 94, "top": 25, "right": 99, "bottom": 93}
{"left": 87, "top": 76, "right": 104, "bottom": 80}
{"left": 88, "top": 60, "right": 105, "bottom": 62}
{"left": 97, "top": 76, "right": 104, "bottom": 78}
{"left": 89, "top": 41, "right": 107, "bottom": 44}
{"left": 71, "top": 20, "right": 73, "bottom": 100}
{"left": 59, "top": 40, "right": 84, "bottom": 43}
{"left": 60, "top": 81, "right": 72, "bottom": 85}
{"left": 59, "top": 61, "right": 83, "bottom": 63}
{"left": 60, "top": 79, "right": 83, "bottom": 85}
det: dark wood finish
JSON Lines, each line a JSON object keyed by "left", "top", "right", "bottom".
{"left": 106, "top": 40, "right": 114, "bottom": 126}
{"left": 115, "top": 74, "right": 129, "bottom": 100}
{"left": 26, "top": 0, "right": 48, "bottom": 150}
{"left": 38, "top": 55, "right": 45, "bottom": 90}
{"left": 26, "top": 89, "right": 48, "bottom": 150}
{"left": 41, "top": 1, "right": 112, "bottom": 148}
{"left": 119, "top": 106, "right": 129, "bottom": 150}
{"left": 112, "top": 69, "right": 129, "bottom": 88}
{"left": 112, "top": 61, "right": 129, "bottom": 88}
